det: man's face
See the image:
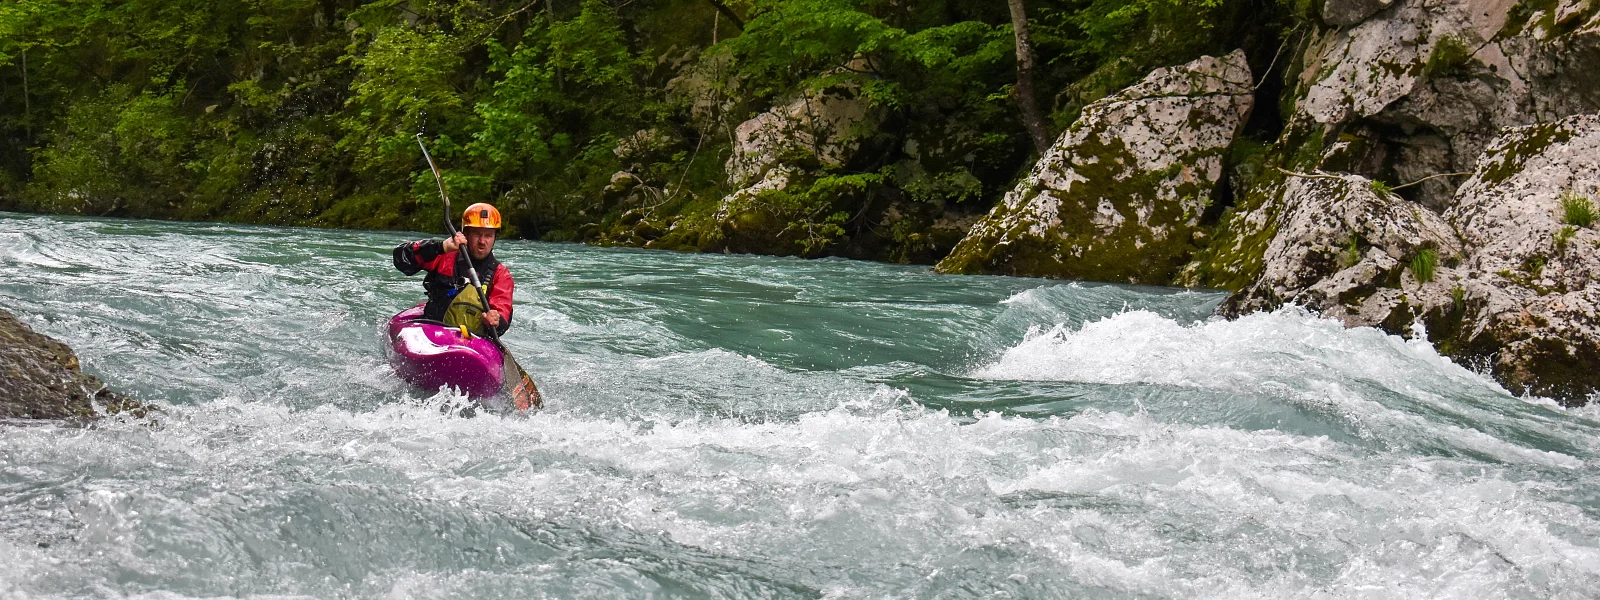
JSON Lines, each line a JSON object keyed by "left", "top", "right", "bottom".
{"left": 464, "top": 227, "right": 497, "bottom": 261}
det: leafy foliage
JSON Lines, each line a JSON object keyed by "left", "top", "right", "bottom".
{"left": 340, "top": 25, "right": 468, "bottom": 177}
{"left": 0, "top": 0, "right": 1296, "bottom": 263}
{"left": 1368, "top": 179, "right": 1396, "bottom": 198}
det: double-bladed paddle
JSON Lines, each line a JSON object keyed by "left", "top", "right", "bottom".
{"left": 415, "top": 134, "right": 542, "bottom": 410}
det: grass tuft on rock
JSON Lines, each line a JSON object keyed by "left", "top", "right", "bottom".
{"left": 1555, "top": 225, "right": 1577, "bottom": 254}
{"left": 1410, "top": 248, "right": 1437, "bottom": 283}
{"left": 1423, "top": 35, "right": 1475, "bottom": 78}
{"left": 1560, "top": 190, "right": 1596, "bottom": 228}
{"left": 1339, "top": 235, "right": 1361, "bottom": 268}
{"left": 1369, "top": 179, "right": 1396, "bottom": 198}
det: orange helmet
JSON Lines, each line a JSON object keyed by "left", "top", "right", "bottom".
{"left": 462, "top": 203, "right": 502, "bottom": 229}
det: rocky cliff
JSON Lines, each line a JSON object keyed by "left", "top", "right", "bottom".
{"left": 1196, "top": 0, "right": 1600, "bottom": 404}
{"left": 923, "top": 0, "right": 1600, "bottom": 403}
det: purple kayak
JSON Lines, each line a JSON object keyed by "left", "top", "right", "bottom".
{"left": 387, "top": 305, "right": 504, "bottom": 398}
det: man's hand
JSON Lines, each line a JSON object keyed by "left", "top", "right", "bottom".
{"left": 481, "top": 310, "right": 502, "bottom": 329}
{"left": 442, "top": 232, "right": 467, "bottom": 253}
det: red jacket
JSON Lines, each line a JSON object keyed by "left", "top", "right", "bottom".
{"left": 393, "top": 239, "right": 514, "bottom": 334}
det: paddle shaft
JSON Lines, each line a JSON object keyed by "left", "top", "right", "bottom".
{"left": 415, "top": 135, "right": 499, "bottom": 338}
{"left": 415, "top": 135, "right": 541, "bottom": 410}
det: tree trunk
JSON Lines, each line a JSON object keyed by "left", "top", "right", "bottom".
{"left": 1007, "top": 0, "right": 1051, "bottom": 156}
{"left": 20, "top": 49, "right": 29, "bottom": 139}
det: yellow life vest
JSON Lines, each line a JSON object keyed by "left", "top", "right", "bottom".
{"left": 443, "top": 283, "right": 489, "bottom": 337}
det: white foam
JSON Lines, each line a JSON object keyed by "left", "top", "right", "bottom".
{"left": 5, "top": 216, "right": 1599, "bottom": 598}
{"left": 975, "top": 308, "right": 1499, "bottom": 394}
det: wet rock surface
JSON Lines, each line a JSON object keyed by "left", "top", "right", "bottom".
{"left": 935, "top": 50, "right": 1254, "bottom": 284}
{"left": 1179, "top": 0, "right": 1600, "bottom": 403}
{"left": 0, "top": 308, "right": 139, "bottom": 420}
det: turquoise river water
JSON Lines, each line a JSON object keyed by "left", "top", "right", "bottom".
{"left": 1, "top": 212, "right": 1598, "bottom": 598}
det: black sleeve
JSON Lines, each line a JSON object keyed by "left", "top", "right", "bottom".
{"left": 392, "top": 239, "right": 444, "bottom": 276}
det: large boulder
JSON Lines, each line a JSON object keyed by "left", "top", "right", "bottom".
{"left": 934, "top": 50, "right": 1254, "bottom": 284}
{"left": 724, "top": 86, "right": 875, "bottom": 189}
{"left": 1435, "top": 114, "right": 1600, "bottom": 402}
{"left": 0, "top": 308, "right": 141, "bottom": 420}
{"left": 692, "top": 64, "right": 885, "bottom": 256}
{"left": 1290, "top": 0, "right": 1600, "bottom": 209}
{"left": 665, "top": 51, "right": 745, "bottom": 137}
{"left": 1219, "top": 171, "right": 1463, "bottom": 327}
{"left": 1205, "top": 114, "right": 1600, "bottom": 404}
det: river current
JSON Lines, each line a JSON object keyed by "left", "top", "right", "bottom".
{"left": 1, "top": 212, "right": 1597, "bottom": 598}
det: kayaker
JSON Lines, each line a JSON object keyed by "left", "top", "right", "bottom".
{"left": 392, "top": 203, "right": 514, "bottom": 337}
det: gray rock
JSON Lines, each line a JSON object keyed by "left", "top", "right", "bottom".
{"left": 1206, "top": 114, "right": 1600, "bottom": 404}
{"left": 1290, "top": 0, "right": 1600, "bottom": 209}
{"left": 666, "top": 51, "right": 744, "bottom": 136}
{"left": 0, "top": 308, "right": 142, "bottom": 421}
{"left": 724, "top": 83, "right": 875, "bottom": 188}
{"left": 1220, "top": 171, "right": 1462, "bottom": 323}
{"left": 705, "top": 60, "right": 884, "bottom": 255}
{"left": 1436, "top": 114, "right": 1600, "bottom": 403}
{"left": 935, "top": 50, "right": 1254, "bottom": 284}
{"left": 613, "top": 129, "right": 678, "bottom": 163}
{"left": 1322, "top": 0, "right": 1395, "bottom": 27}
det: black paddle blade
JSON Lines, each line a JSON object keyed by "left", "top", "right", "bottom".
{"left": 502, "top": 352, "right": 542, "bottom": 410}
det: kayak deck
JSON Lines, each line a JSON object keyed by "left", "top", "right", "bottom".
{"left": 386, "top": 305, "right": 504, "bottom": 398}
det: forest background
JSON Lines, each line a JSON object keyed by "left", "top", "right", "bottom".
{"left": 0, "top": 0, "right": 1299, "bottom": 262}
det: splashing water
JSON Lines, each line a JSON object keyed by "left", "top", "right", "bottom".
{"left": 1, "top": 213, "right": 1597, "bottom": 598}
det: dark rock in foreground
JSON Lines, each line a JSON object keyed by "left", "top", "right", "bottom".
{"left": 0, "top": 308, "right": 143, "bottom": 421}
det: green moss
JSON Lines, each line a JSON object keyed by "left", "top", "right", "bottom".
{"left": 1481, "top": 122, "right": 1576, "bottom": 186}
{"left": 1501, "top": 0, "right": 1598, "bottom": 40}
{"left": 1288, "top": 124, "right": 1328, "bottom": 172}
{"left": 1185, "top": 162, "right": 1292, "bottom": 290}
{"left": 1421, "top": 284, "right": 1471, "bottom": 356}
{"left": 1503, "top": 0, "right": 1560, "bottom": 38}
{"left": 1317, "top": 134, "right": 1374, "bottom": 173}
{"left": 939, "top": 125, "right": 1229, "bottom": 284}
{"left": 1186, "top": 121, "right": 1333, "bottom": 289}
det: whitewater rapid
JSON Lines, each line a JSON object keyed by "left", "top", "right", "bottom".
{"left": 1, "top": 213, "right": 1597, "bottom": 598}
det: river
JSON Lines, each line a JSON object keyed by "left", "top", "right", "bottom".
{"left": 1, "top": 212, "right": 1597, "bottom": 598}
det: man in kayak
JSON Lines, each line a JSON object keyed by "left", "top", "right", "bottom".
{"left": 392, "top": 203, "right": 514, "bottom": 337}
